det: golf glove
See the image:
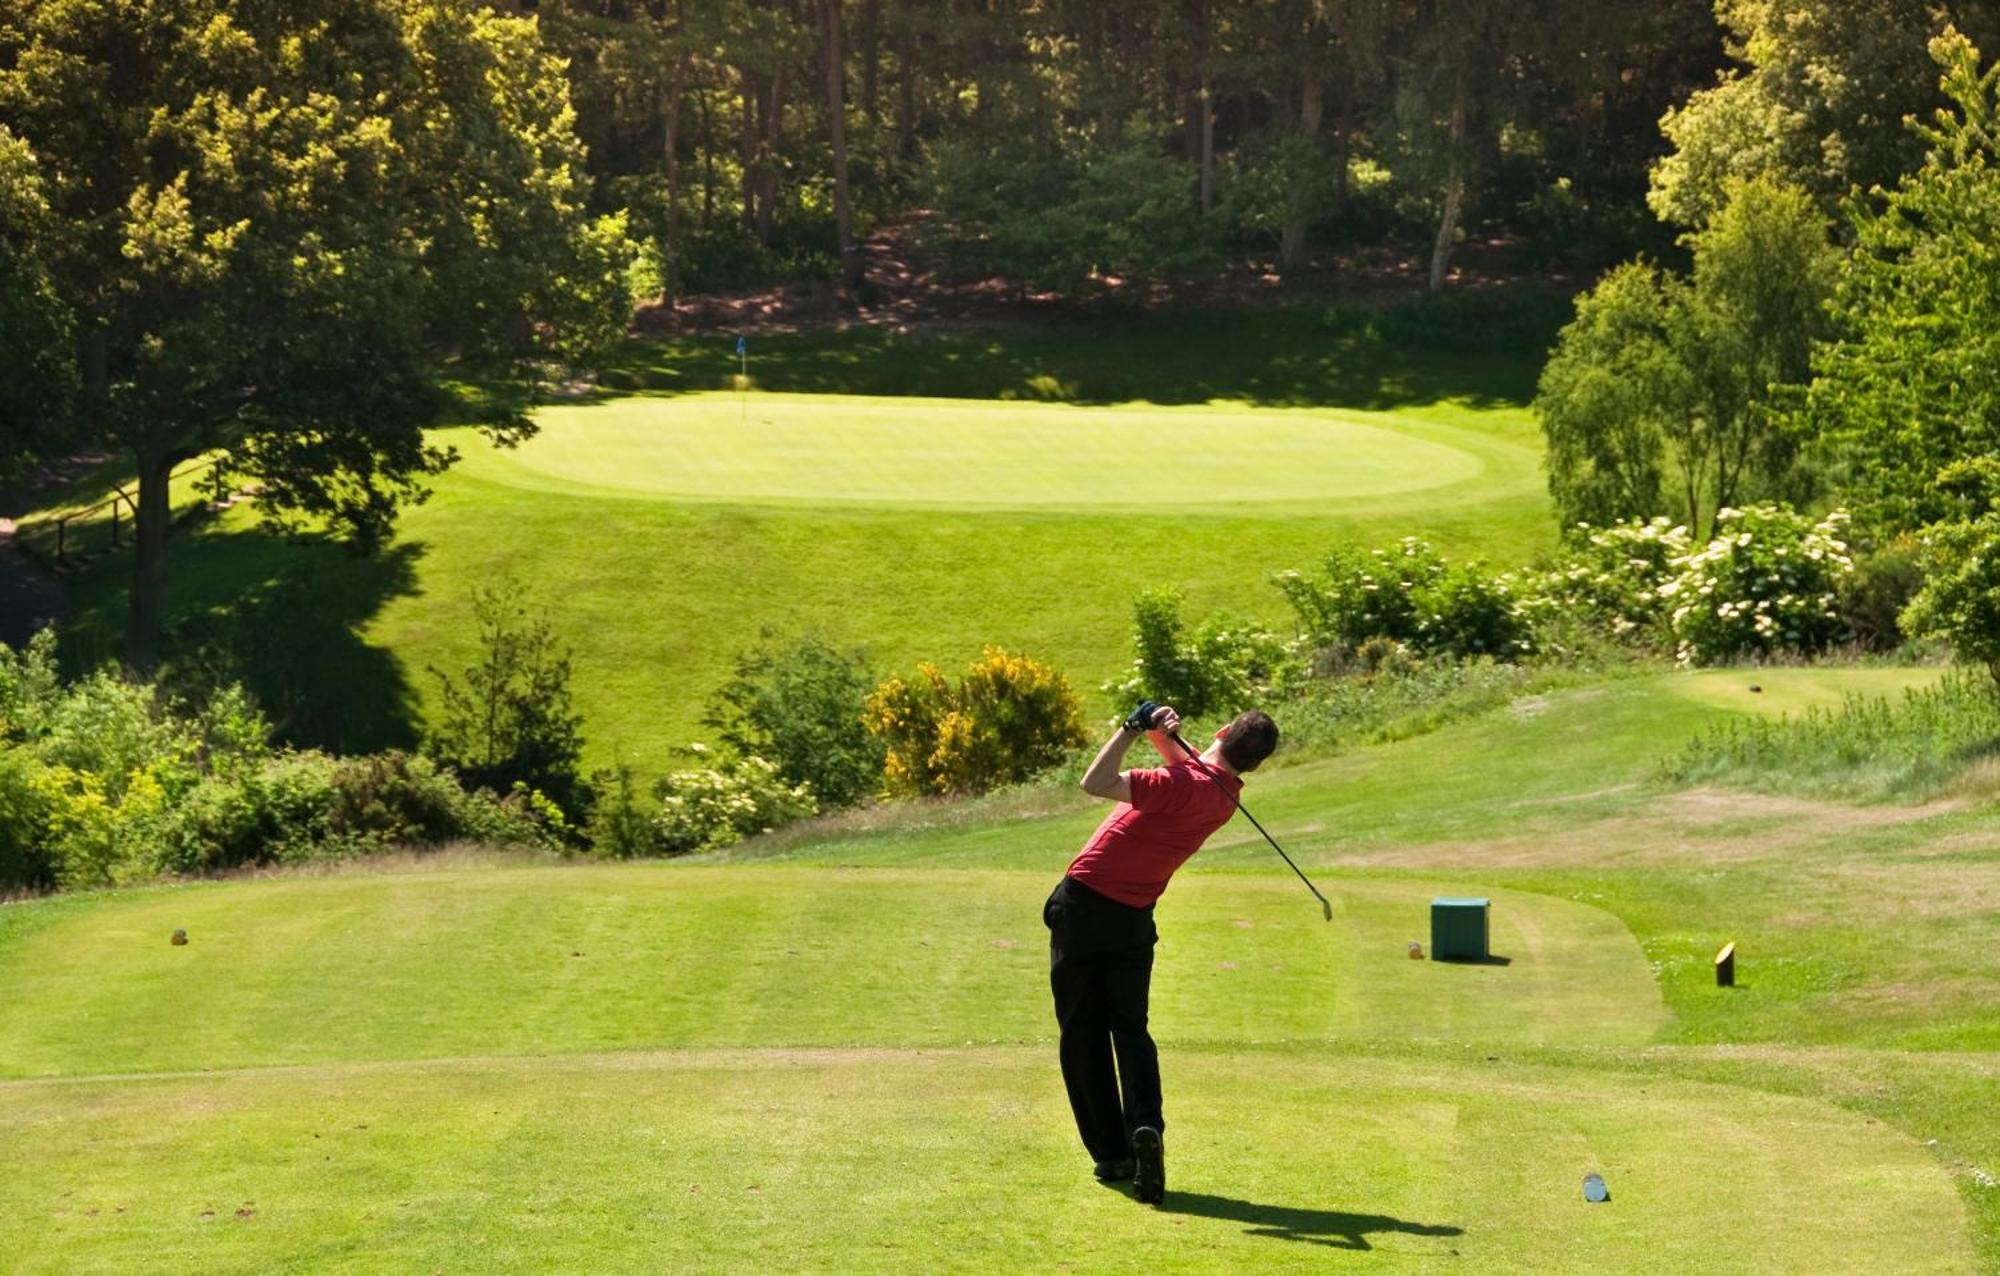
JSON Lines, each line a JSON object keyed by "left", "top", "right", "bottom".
{"left": 1123, "top": 700, "right": 1161, "bottom": 733}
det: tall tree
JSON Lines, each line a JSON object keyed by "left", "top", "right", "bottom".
{"left": 0, "top": 0, "right": 632, "bottom": 667}
{"left": 823, "top": 0, "right": 861, "bottom": 287}
{"left": 0, "top": 125, "right": 74, "bottom": 480}
{"left": 1809, "top": 29, "right": 2000, "bottom": 533}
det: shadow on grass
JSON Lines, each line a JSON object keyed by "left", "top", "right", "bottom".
{"left": 63, "top": 529, "right": 426, "bottom": 756}
{"left": 1437, "top": 954, "right": 1514, "bottom": 967}
{"left": 595, "top": 289, "right": 1569, "bottom": 412}
{"left": 1154, "top": 1190, "right": 1464, "bottom": 1251}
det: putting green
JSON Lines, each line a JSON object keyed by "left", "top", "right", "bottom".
{"left": 455, "top": 393, "right": 1510, "bottom": 511}
{"left": 0, "top": 1047, "right": 1968, "bottom": 1274}
{"left": 0, "top": 867, "right": 1662, "bottom": 1078}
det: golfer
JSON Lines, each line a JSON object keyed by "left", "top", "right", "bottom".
{"left": 1045, "top": 700, "right": 1279, "bottom": 1203}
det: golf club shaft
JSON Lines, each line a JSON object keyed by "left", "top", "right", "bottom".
{"left": 1169, "top": 730, "right": 1332, "bottom": 918}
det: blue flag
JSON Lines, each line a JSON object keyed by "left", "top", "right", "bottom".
{"left": 735, "top": 335, "right": 747, "bottom": 357}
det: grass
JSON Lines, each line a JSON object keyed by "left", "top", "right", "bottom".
{"left": 3, "top": 665, "right": 1998, "bottom": 1271}
{"left": 44, "top": 304, "right": 1552, "bottom": 770}
{"left": 4, "top": 1047, "right": 1967, "bottom": 1274}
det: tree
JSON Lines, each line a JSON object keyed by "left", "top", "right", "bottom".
{"left": 1538, "top": 177, "right": 1836, "bottom": 533}
{"left": 822, "top": 0, "right": 862, "bottom": 288}
{"left": 1809, "top": 29, "right": 2000, "bottom": 534}
{"left": 0, "top": 0, "right": 632, "bottom": 668}
{"left": 426, "top": 578, "right": 588, "bottom": 817}
{"left": 1536, "top": 261, "right": 1685, "bottom": 527}
{"left": 1649, "top": 0, "right": 2000, "bottom": 227}
{"left": 704, "top": 632, "right": 883, "bottom": 811}
{"left": 0, "top": 125, "right": 74, "bottom": 481}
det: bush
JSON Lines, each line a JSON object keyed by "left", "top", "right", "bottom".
{"left": 1105, "top": 589, "right": 1292, "bottom": 719}
{"left": 1276, "top": 538, "right": 1532, "bottom": 661}
{"left": 1840, "top": 537, "right": 1925, "bottom": 650}
{"left": 1903, "top": 514, "right": 2000, "bottom": 688}
{"left": 586, "top": 760, "right": 658, "bottom": 859}
{"left": 327, "top": 750, "right": 558, "bottom": 854}
{"left": 865, "top": 648, "right": 1089, "bottom": 797}
{"left": 650, "top": 748, "right": 815, "bottom": 855}
{"left": 163, "top": 750, "right": 339, "bottom": 874}
{"left": 0, "top": 747, "right": 52, "bottom": 892}
{"left": 705, "top": 633, "right": 883, "bottom": 811}
{"left": 1664, "top": 505, "right": 1853, "bottom": 664}
{"left": 1530, "top": 516, "right": 1692, "bottom": 647}
{"left": 426, "top": 578, "right": 589, "bottom": 820}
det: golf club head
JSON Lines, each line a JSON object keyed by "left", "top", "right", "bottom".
{"left": 1319, "top": 896, "right": 1332, "bottom": 922}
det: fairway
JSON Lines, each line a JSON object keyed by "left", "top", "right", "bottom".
{"left": 4, "top": 1047, "right": 1967, "bottom": 1275}
{"left": 472, "top": 395, "right": 1492, "bottom": 509}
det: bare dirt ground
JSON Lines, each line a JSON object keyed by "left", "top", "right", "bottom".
{"left": 634, "top": 214, "right": 1556, "bottom": 338}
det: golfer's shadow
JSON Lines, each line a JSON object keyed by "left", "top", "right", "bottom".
{"left": 1153, "top": 1190, "right": 1462, "bottom": 1251}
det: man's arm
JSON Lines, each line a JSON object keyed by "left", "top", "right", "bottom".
{"left": 1081, "top": 704, "right": 1182, "bottom": 803}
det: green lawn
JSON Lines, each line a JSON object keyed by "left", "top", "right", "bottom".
{"left": 49, "top": 308, "right": 1552, "bottom": 771}
{"left": 3, "top": 667, "right": 1997, "bottom": 1272}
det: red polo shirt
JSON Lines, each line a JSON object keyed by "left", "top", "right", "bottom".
{"left": 1065, "top": 759, "right": 1243, "bottom": 908}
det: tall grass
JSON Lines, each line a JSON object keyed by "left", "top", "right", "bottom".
{"left": 1664, "top": 668, "right": 2000, "bottom": 799}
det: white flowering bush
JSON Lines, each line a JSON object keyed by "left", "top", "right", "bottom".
{"left": 1277, "top": 537, "right": 1533, "bottom": 659}
{"left": 650, "top": 748, "right": 815, "bottom": 855}
{"left": 1532, "top": 516, "right": 1693, "bottom": 645}
{"left": 1663, "top": 505, "right": 1853, "bottom": 664}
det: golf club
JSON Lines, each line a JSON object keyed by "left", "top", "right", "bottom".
{"left": 1169, "top": 730, "right": 1332, "bottom": 922}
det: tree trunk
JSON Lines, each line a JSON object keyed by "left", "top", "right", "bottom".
{"left": 824, "top": 0, "right": 861, "bottom": 288}
{"left": 1279, "top": 67, "right": 1324, "bottom": 273}
{"left": 757, "top": 68, "right": 785, "bottom": 244}
{"left": 740, "top": 69, "right": 759, "bottom": 232}
{"left": 896, "top": 0, "right": 916, "bottom": 158}
{"left": 861, "top": 0, "right": 881, "bottom": 124}
{"left": 1198, "top": 72, "right": 1215, "bottom": 215}
{"left": 1427, "top": 62, "right": 1469, "bottom": 292}
{"left": 663, "top": 76, "right": 682, "bottom": 301}
{"left": 125, "top": 448, "right": 175, "bottom": 673}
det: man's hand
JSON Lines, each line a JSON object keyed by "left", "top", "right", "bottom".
{"left": 1122, "top": 700, "right": 1181, "bottom": 735}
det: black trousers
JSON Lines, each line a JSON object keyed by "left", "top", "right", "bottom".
{"left": 1044, "top": 875, "right": 1164, "bottom": 1163}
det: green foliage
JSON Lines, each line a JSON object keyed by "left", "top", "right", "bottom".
{"left": 1274, "top": 657, "right": 1534, "bottom": 755}
{"left": 1104, "top": 589, "right": 1291, "bottom": 720}
{"left": 1810, "top": 31, "right": 2000, "bottom": 535}
{"left": 584, "top": 760, "right": 656, "bottom": 860}
{"left": 1532, "top": 517, "right": 1693, "bottom": 648}
{"left": 327, "top": 750, "right": 556, "bottom": 855}
{"left": 1538, "top": 178, "right": 1837, "bottom": 533}
{"left": 0, "top": 0, "right": 633, "bottom": 657}
{"left": 705, "top": 633, "right": 883, "bottom": 811}
{"left": 1838, "top": 538, "right": 1926, "bottom": 649}
{"left": 864, "top": 649, "right": 1088, "bottom": 798}
{"left": 426, "top": 580, "right": 588, "bottom": 819}
{"left": 0, "top": 124, "right": 72, "bottom": 475}
{"left": 1649, "top": 0, "right": 1976, "bottom": 227}
{"left": 649, "top": 748, "right": 815, "bottom": 856}
{"left": 925, "top": 123, "right": 1219, "bottom": 295}
{"left": 0, "top": 747, "right": 52, "bottom": 891}
{"left": 1663, "top": 505, "right": 1853, "bottom": 664}
{"left": 1664, "top": 668, "right": 2000, "bottom": 798}
{"left": 1903, "top": 513, "right": 2000, "bottom": 689}
{"left": 1276, "top": 538, "right": 1532, "bottom": 661}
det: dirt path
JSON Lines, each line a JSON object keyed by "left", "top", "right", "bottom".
{"left": 0, "top": 520, "right": 69, "bottom": 649}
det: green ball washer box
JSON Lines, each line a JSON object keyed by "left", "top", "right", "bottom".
{"left": 1431, "top": 897, "right": 1490, "bottom": 961}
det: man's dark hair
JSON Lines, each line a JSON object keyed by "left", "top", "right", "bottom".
{"left": 1218, "top": 710, "right": 1278, "bottom": 773}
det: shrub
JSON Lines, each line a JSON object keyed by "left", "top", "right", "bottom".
{"left": 650, "top": 748, "right": 815, "bottom": 855}
{"left": 1105, "top": 589, "right": 1292, "bottom": 719}
{"left": 327, "top": 750, "right": 557, "bottom": 853}
{"left": 586, "top": 760, "right": 658, "bottom": 859}
{"left": 1531, "top": 517, "right": 1692, "bottom": 646}
{"left": 0, "top": 748, "right": 52, "bottom": 892}
{"left": 1903, "top": 514, "right": 2000, "bottom": 688}
{"left": 1664, "top": 505, "right": 1853, "bottom": 664}
{"left": 705, "top": 632, "right": 883, "bottom": 811}
{"left": 1839, "top": 537, "right": 1925, "bottom": 650}
{"left": 427, "top": 578, "right": 589, "bottom": 819}
{"left": 163, "top": 750, "right": 339, "bottom": 874}
{"left": 1276, "top": 538, "right": 1532, "bottom": 660}
{"left": 32, "top": 762, "right": 177, "bottom": 889}
{"left": 865, "top": 649, "right": 1089, "bottom": 797}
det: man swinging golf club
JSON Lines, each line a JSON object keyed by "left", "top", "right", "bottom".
{"left": 1045, "top": 699, "right": 1279, "bottom": 1204}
